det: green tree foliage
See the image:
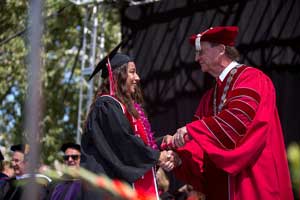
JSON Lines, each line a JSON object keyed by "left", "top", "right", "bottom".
{"left": 0, "top": 0, "right": 121, "bottom": 164}
{"left": 287, "top": 143, "right": 300, "bottom": 198}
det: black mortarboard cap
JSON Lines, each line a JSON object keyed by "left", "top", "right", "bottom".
{"left": 10, "top": 144, "right": 26, "bottom": 153}
{"left": 60, "top": 143, "right": 81, "bottom": 153}
{"left": 0, "top": 150, "right": 3, "bottom": 161}
{"left": 88, "top": 41, "right": 133, "bottom": 80}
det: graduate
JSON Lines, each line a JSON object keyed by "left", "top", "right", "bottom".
{"left": 81, "top": 43, "right": 172, "bottom": 199}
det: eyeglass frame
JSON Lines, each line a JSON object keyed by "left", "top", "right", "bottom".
{"left": 63, "top": 154, "right": 81, "bottom": 161}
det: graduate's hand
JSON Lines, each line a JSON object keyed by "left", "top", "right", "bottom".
{"left": 158, "top": 150, "right": 175, "bottom": 171}
{"left": 158, "top": 150, "right": 182, "bottom": 171}
{"left": 169, "top": 150, "right": 182, "bottom": 168}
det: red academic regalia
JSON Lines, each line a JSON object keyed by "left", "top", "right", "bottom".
{"left": 125, "top": 105, "right": 159, "bottom": 200}
{"left": 173, "top": 65, "right": 293, "bottom": 200}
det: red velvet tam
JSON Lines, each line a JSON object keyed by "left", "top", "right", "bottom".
{"left": 189, "top": 26, "right": 239, "bottom": 51}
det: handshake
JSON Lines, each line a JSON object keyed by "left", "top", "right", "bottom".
{"left": 157, "top": 150, "right": 181, "bottom": 172}
{"left": 157, "top": 126, "right": 192, "bottom": 171}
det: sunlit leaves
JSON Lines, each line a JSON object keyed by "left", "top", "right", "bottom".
{"left": 0, "top": 0, "right": 120, "bottom": 164}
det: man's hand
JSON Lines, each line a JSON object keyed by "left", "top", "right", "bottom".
{"left": 160, "top": 127, "right": 191, "bottom": 150}
{"left": 172, "top": 126, "right": 188, "bottom": 148}
{"left": 161, "top": 135, "right": 173, "bottom": 150}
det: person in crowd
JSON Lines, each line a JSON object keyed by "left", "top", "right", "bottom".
{"left": 81, "top": 43, "right": 173, "bottom": 199}
{"left": 46, "top": 143, "right": 82, "bottom": 200}
{"left": 0, "top": 144, "right": 26, "bottom": 198}
{"left": 177, "top": 184, "right": 205, "bottom": 200}
{"left": 162, "top": 26, "right": 293, "bottom": 200}
{"left": 0, "top": 144, "right": 51, "bottom": 199}
{"left": 0, "top": 161, "right": 14, "bottom": 180}
{"left": 61, "top": 143, "right": 81, "bottom": 168}
{"left": 1, "top": 150, "right": 12, "bottom": 180}
{"left": 1, "top": 150, "right": 14, "bottom": 187}
{"left": 156, "top": 167, "right": 173, "bottom": 200}
{"left": 10, "top": 144, "right": 26, "bottom": 179}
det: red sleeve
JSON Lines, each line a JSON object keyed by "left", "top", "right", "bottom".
{"left": 173, "top": 140, "right": 205, "bottom": 193}
{"left": 186, "top": 67, "right": 276, "bottom": 175}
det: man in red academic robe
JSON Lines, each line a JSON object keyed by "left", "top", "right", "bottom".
{"left": 161, "top": 26, "right": 294, "bottom": 200}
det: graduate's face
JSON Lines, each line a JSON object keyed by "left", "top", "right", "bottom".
{"left": 195, "top": 42, "right": 224, "bottom": 77}
{"left": 126, "top": 62, "right": 140, "bottom": 95}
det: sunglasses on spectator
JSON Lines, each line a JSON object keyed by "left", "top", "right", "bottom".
{"left": 63, "top": 154, "right": 80, "bottom": 161}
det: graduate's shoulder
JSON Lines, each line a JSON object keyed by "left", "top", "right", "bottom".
{"left": 95, "top": 95, "right": 124, "bottom": 111}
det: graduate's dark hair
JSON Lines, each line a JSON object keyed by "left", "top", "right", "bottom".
{"left": 89, "top": 62, "right": 144, "bottom": 120}
{"left": 100, "top": 63, "right": 144, "bottom": 118}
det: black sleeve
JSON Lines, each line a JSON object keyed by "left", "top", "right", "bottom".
{"left": 81, "top": 96, "right": 160, "bottom": 183}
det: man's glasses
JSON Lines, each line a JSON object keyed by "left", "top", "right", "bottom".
{"left": 63, "top": 154, "right": 80, "bottom": 161}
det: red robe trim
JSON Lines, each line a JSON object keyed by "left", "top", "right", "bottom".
{"left": 174, "top": 66, "right": 293, "bottom": 200}
{"left": 125, "top": 108, "right": 159, "bottom": 200}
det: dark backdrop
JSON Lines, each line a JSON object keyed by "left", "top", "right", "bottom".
{"left": 121, "top": 0, "right": 300, "bottom": 146}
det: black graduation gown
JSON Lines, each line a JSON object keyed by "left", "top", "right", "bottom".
{"left": 81, "top": 95, "right": 160, "bottom": 184}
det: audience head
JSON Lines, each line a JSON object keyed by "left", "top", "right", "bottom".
{"left": 61, "top": 143, "right": 81, "bottom": 168}
{"left": 10, "top": 144, "right": 28, "bottom": 176}
{"left": 1, "top": 160, "right": 14, "bottom": 177}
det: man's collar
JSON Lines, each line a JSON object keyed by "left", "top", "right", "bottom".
{"left": 219, "top": 61, "right": 239, "bottom": 82}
